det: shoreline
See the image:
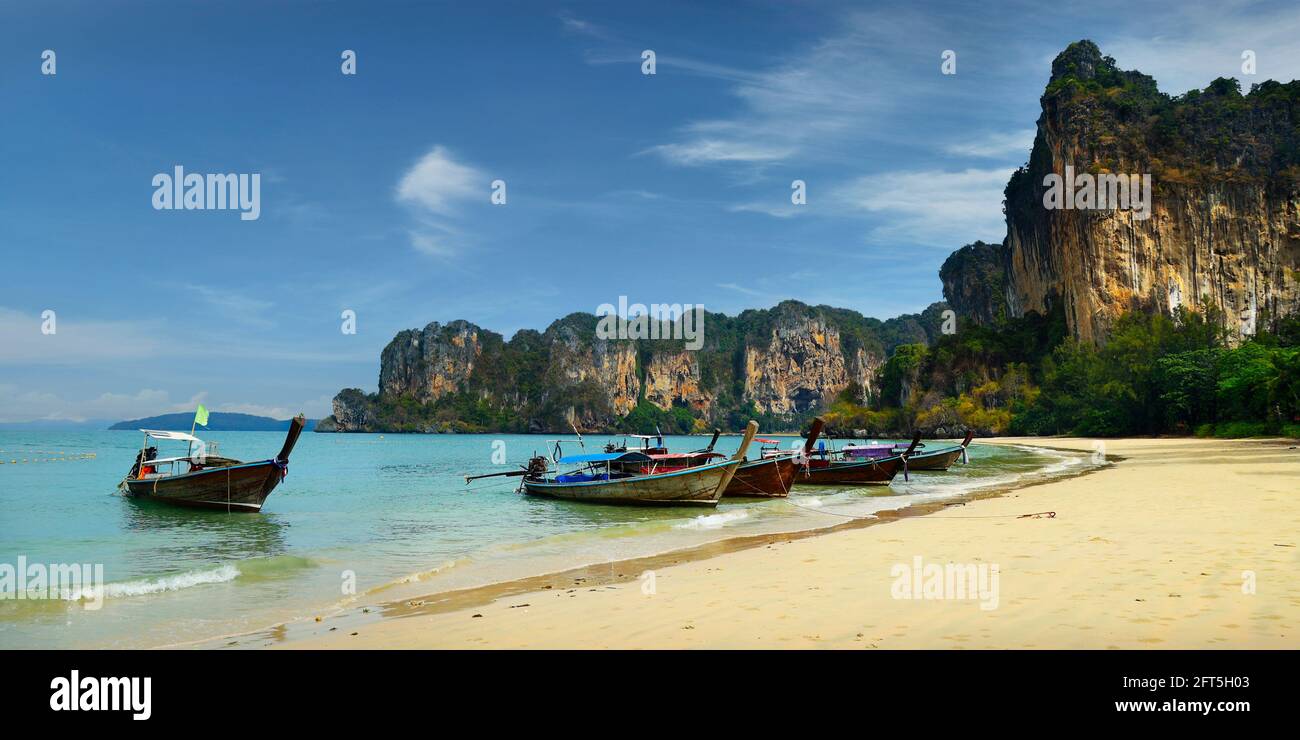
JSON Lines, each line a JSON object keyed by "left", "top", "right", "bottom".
{"left": 189, "top": 438, "right": 1079, "bottom": 649}
{"left": 200, "top": 442, "right": 1097, "bottom": 649}
{"left": 243, "top": 436, "right": 1298, "bottom": 649}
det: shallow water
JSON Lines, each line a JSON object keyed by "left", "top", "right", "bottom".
{"left": 0, "top": 430, "right": 1093, "bottom": 648}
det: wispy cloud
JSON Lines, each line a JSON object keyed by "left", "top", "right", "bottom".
{"left": 395, "top": 146, "right": 485, "bottom": 257}
{"left": 840, "top": 167, "right": 1012, "bottom": 248}
{"left": 407, "top": 229, "right": 459, "bottom": 258}
{"left": 716, "top": 282, "right": 764, "bottom": 296}
{"left": 944, "top": 129, "right": 1036, "bottom": 160}
{"left": 0, "top": 308, "right": 162, "bottom": 365}
{"left": 558, "top": 11, "right": 612, "bottom": 40}
{"left": 727, "top": 201, "right": 803, "bottom": 218}
{"left": 185, "top": 284, "right": 275, "bottom": 328}
{"left": 644, "top": 139, "right": 796, "bottom": 166}
{"left": 640, "top": 11, "right": 935, "bottom": 169}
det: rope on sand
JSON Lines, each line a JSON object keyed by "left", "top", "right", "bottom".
{"left": 781, "top": 498, "right": 1056, "bottom": 521}
{"left": 915, "top": 510, "right": 1056, "bottom": 520}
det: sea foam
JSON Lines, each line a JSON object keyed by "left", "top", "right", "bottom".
{"left": 93, "top": 564, "right": 241, "bottom": 600}
{"left": 674, "top": 510, "right": 749, "bottom": 530}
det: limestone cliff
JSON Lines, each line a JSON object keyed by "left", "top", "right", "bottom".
{"left": 543, "top": 320, "right": 639, "bottom": 417}
{"left": 318, "top": 300, "right": 948, "bottom": 433}
{"left": 643, "top": 352, "right": 711, "bottom": 413}
{"left": 992, "top": 41, "right": 1300, "bottom": 344}
{"left": 742, "top": 313, "right": 851, "bottom": 414}
{"left": 379, "top": 321, "right": 483, "bottom": 403}
{"left": 941, "top": 241, "right": 1009, "bottom": 325}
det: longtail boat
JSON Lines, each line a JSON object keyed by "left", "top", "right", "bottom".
{"left": 725, "top": 420, "right": 823, "bottom": 497}
{"left": 515, "top": 421, "right": 758, "bottom": 507}
{"left": 614, "top": 428, "right": 810, "bottom": 498}
{"left": 900, "top": 431, "right": 975, "bottom": 471}
{"left": 797, "top": 418, "right": 921, "bottom": 486}
{"left": 725, "top": 454, "right": 800, "bottom": 497}
{"left": 118, "top": 416, "right": 305, "bottom": 512}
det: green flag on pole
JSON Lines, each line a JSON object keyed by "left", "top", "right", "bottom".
{"left": 194, "top": 404, "right": 209, "bottom": 428}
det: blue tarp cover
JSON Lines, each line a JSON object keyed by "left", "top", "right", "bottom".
{"left": 555, "top": 472, "right": 611, "bottom": 483}
{"left": 556, "top": 451, "right": 653, "bottom": 464}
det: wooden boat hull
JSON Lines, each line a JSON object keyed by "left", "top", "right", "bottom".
{"left": 524, "top": 459, "right": 740, "bottom": 507}
{"left": 798, "top": 455, "right": 904, "bottom": 485}
{"left": 901, "top": 446, "right": 966, "bottom": 471}
{"left": 723, "top": 456, "right": 798, "bottom": 498}
{"left": 122, "top": 460, "right": 286, "bottom": 512}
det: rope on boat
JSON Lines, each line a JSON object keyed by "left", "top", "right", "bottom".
{"left": 728, "top": 465, "right": 792, "bottom": 497}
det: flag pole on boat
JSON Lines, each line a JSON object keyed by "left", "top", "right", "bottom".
{"left": 188, "top": 404, "right": 209, "bottom": 458}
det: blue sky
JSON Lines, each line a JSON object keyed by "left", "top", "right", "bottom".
{"left": 2, "top": 0, "right": 1298, "bottom": 422}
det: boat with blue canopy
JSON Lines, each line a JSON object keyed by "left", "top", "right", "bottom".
{"left": 517, "top": 421, "right": 759, "bottom": 506}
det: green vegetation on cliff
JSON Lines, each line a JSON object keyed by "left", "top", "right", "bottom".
{"left": 826, "top": 305, "right": 1300, "bottom": 439}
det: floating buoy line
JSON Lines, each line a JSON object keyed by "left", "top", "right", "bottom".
{"left": 0, "top": 451, "right": 96, "bottom": 465}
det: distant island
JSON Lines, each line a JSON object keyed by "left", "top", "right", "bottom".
{"left": 109, "top": 412, "right": 317, "bottom": 432}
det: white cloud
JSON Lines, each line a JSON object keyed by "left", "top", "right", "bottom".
{"left": 1099, "top": 4, "right": 1300, "bottom": 95}
{"left": 641, "top": 11, "right": 932, "bottom": 168}
{"left": 395, "top": 146, "right": 485, "bottom": 257}
{"left": 396, "top": 146, "right": 483, "bottom": 215}
{"left": 645, "top": 139, "right": 796, "bottom": 166}
{"left": 944, "top": 129, "right": 1036, "bottom": 160}
{"left": 840, "top": 167, "right": 1012, "bottom": 248}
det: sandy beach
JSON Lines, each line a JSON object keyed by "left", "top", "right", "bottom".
{"left": 275, "top": 437, "right": 1299, "bottom": 649}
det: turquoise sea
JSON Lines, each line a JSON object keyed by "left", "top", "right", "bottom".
{"left": 0, "top": 430, "right": 1094, "bottom": 648}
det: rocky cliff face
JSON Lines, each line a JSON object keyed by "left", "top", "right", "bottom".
{"left": 941, "top": 241, "right": 1008, "bottom": 325}
{"left": 643, "top": 352, "right": 711, "bottom": 413}
{"left": 330, "top": 388, "right": 375, "bottom": 431}
{"left": 743, "top": 313, "right": 851, "bottom": 414}
{"left": 992, "top": 41, "right": 1300, "bottom": 344}
{"left": 544, "top": 323, "right": 639, "bottom": 417}
{"left": 319, "top": 300, "right": 948, "bottom": 433}
{"left": 379, "top": 321, "right": 483, "bottom": 402}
